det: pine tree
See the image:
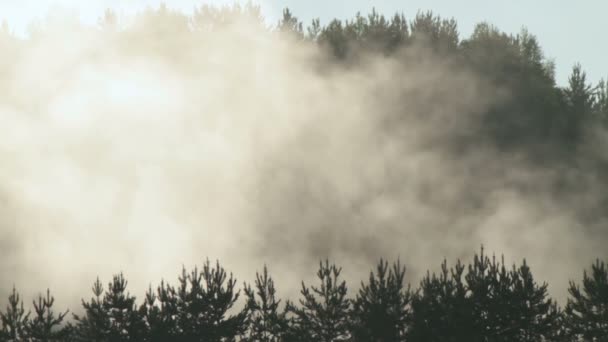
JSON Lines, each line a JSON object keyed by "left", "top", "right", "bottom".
{"left": 562, "top": 63, "right": 596, "bottom": 145}
{"left": 72, "top": 277, "right": 111, "bottom": 341}
{"left": 566, "top": 259, "right": 608, "bottom": 340}
{"left": 0, "top": 286, "right": 30, "bottom": 340}
{"left": 286, "top": 260, "right": 351, "bottom": 342}
{"left": 71, "top": 274, "right": 143, "bottom": 341}
{"left": 465, "top": 248, "right": 561, "bottom": 341}
{"left": 26, "top": 289, "right": 69, "bottom": 341}
{"left": 139, "top": 281, "right": 179, "bottom": 341}
{"left": 242, "top": 265, "right": 287, "bottom": 341}
{"left": 469, "top": 253, "right": 499, "bottom": 340}
{"left": 508, "top": 260, "right": 562, "bottom": 341}
{"left": 170, "top": 260, "right": 247, "bottom": 341}
{"left": 360, "top": 9, "right": 390, "bottom": 53}
{"left": 318, "top": 20, "right": 349, "bottom": 60}
{"left": 102, "top": 273, "right": 144, "bottom": 341}
{"left": 409, "top": 11, "right": 458, "bottom": 52}
{"left": 351, "top": 259, "right": 411, "bottom": 341}
{"left": 387, "top": 13, "right": 409, "bottom": 52}
{"left": 277, "top": 8, "right": 303, "bottom": 39}
{"left": 409, "top": 260, "right": 475, "bottom": 342}
{"left": 306, "top": 18, "right": 322, "bottom": 41}
{"left": 594, "top": 78, "right": 608, "bottom": 126}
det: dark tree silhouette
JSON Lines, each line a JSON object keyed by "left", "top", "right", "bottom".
{"left": 562, "top": 64, "right": 596, "bottom": 145}
{"left": 0, "top": 287, "right": 30, "bottom": 340}
{"left": 139, "top": 281, "right": 179, "bottom": 341}
{"left": 285, "top": 260, "right": 351, "bottom": 342}
{"left": 71, "top": 278, "right": 111, "bottom": 340}
{"left": 102, "top": 274, "right": 143, "bottom": 341}
{"left": 169, "top": 260, "right": 246, "bottom": 342}
{"left": 27, "top": 289, "right": 69, "bottom": 341}
{"left": 409, "top": 260, "right": 475, "bottom": 342}
{"left": 594, "top": 78, "right": 608, "bottom": 125}
{"left": 351, "top": 259, "right": 412, "bottom": 342}
{"left": 0, "top": 250, "right": 605, "bottom": 341}
{"left": 508, "top": 260, "right": 563, "bottom": 341}
{"left": 72, "top": 274, "right": 143, "bottom": 341}
{"left": 566, "top": 259, "right": 608, "bottom": 340}
{"left": 242, "top": 265, "right": 287, "bottom": 341}
{"left": 466, "top": 248, "right": 561, "bottom": 341}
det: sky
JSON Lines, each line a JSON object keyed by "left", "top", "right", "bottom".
{"left": 0, "top": 0, "right": 605, "bottom": 86}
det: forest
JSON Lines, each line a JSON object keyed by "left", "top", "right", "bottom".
{"left": 1, "top": 249, "right": 607, "bottom": 341}
{"left": 1, "top": 2, "right": 608, "bottom": 341}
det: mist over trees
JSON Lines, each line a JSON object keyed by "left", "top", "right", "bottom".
{"left": 2, "top": 3, "right": 606, "bottom": 154}
{"left": 1, "top": 2, "right": 608, "bottom": 341}
{"left": 1, "top": 250, "right": 607, "bottom": 341}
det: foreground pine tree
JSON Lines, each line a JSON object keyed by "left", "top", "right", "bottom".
{"left": 408, "top": 260, "right": 475, "bottom": 342}
{"left": 409, "top": 248, "right": 562, "bottom": 341}
{"left": 465, "top": 249, "right": 561, "bottom": 341}
{"left": 71, "top": 278, "right": 110, "bottom": 340}
{"left": 566, "top": 259, "right": 608, "bottom": 340}
{"left": 139, "top": 281, "right": 179, "bottom": 341}
{"left": 0, "top": 287, "right": 30, "bottom": 340}
{"left": 351, "top": 259, "right": 412, "bottom": 342}
{"left": 509, "top": 261, "right": 563, "bottom": 341}
{"left": 285, "top": 260, "right": 351, "bottom": 341}
{"left": 157, "top": 260, "right": 247, "bottom": 342}
{"left": 27, "top": 289, "right": 69, "bottom": 341}
{"left": 242, "top": 266, "right": 287, "bottom": 341}
{"left": 102, "top": 274, "right": 144, "bottom": 340}
{"left": 72, "top": 274, "right": 143, "bottom": 341}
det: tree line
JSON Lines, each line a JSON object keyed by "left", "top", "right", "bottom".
{"left": 273, "top": 6, "right": 608, "bottom": 154}
{"left": 2, "top": 2, "right": 607, "bottom": 153}
{"left": 1, "top": 248, "right": 607, "bottom": 341}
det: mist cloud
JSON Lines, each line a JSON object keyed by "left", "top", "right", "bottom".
{"left": 0, "top": 5, "right": 604, "bottom": 310}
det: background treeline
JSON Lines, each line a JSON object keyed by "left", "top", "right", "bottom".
{"left": 2, "top": 2, "right": 607, "bottom": 154}
{"left": 274, "top": 5, "right": 608, "bottom": 158}
{"left": 1, "top": 248, "right": 607, "bottom": 341}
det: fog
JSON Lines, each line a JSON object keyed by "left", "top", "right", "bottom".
{"left": 0, "top": 5, "right": 604, "bottom": 311}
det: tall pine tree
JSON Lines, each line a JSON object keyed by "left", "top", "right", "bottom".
{"left": 27, "top": 289, "right": 69, "bottom": 341}
{"left": 0, "top": 287, "right": 30, "bottom": 340}
{"left": 242, "top": 265, "right": 287, "bottom": 341}
{"left": 286, "top": 260, "right": 351, "bottom": 342}
{"left": 351, "top": 259, "right": 412, "bottom": 341}
{"left": 409, "top": 260, "right": 475, "bottom": 342}
{"left": 566, "top": 259, "right": 608, "bottom": 340}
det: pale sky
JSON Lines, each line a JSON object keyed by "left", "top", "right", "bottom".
{"left": 0, "top": 0, "right": 605, "bottom": 86}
